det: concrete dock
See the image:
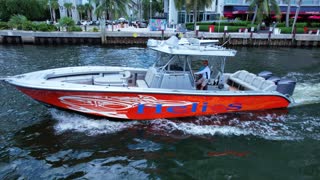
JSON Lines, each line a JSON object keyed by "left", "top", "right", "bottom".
{"left": 0, "top": 28, "right": 319, "bottom": 47}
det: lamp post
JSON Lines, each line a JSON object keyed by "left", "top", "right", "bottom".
{"left": 149, "top": 0, "right": 152, "bottom": 20}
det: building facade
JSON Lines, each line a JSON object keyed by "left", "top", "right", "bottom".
{"left": 58, "top": 0, "right": 80, "bottom": 22}
{"left": 221, "top": 0, "right": 320, "bottom": 20}
{"left": 165, "top": 0, "right": 224, "bottom": 25}
{"left": 57, "top": 0, "right": 320, "bottom": 24}
{"left": 165, "top": 0, "right": 320, "bottom": 24}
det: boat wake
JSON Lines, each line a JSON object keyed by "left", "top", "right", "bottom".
{"left": 292, "top": 82, "right": 320, "bottom": 106}
{"left": 50, "top": 108, "right": 320, "bottom": 141}
{"left": 147, "top": 111, "right": 299, "bottom": 140}
{"left": 287, "top": 72, "right": 320, "bottom": 106}
{"left": 50, "top": 109, "right": 138, "bottom": 136}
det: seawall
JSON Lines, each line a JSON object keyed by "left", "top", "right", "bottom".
{"left": 0, "top": 30, "right": 319, "bottom": 47}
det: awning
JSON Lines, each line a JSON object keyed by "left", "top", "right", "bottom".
{"left": 224, "top": 6, "right": 320, "bottom": 15}
{"left": 290, "top": 15, "right": 302, "bottom": 19}
{"left": 308, "top": 15, "right": 320, "bottom": 20}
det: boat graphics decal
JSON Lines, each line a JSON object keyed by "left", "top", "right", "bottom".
{"left": 59, "top": 95, "right": 195, "bottom": 119}
{"left": 15, "top": 86, "right": 289, "bottom": 120}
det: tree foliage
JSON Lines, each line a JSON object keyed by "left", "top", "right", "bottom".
{"left": 84, "top": 3, "right": 94, "bottom": 20}
{"left": 77, "top": 5, "right": 86, "bottom": 20}
{"left": 246, "top": 0, "right": 281, "bottom": 25}
{"left": 8, "top": 14, "right": 28, "bottom": 29}
{"left": 59, "top": 17, "right": 75, "bottom": 27}
{"left": 49, "top": 0, "right": 60, "bottom": 22}
{"left": 141, "top": 0, "right": 163, "bottom": 19}
{"left": 175, "top": 0, "right": 213, "bottom": 30}
{"left": 64, "top": 2, "right": 73, "bottom": 17}
{"left": 0, "top": 0, "right": 49, "bottom": 21}
{"left": 94, "top": 0, "right": 129, "bottom": 20}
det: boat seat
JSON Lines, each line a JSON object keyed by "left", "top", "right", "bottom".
{"left": 251, "top": 77, "right": 265, "bottom": 89}
{"left": 94, "top": 71, "right": 131, "bottom": 86}
{"left": 261, "top": 80, "right": 277, "bottom": 91}
{"left": 229, "top": 70, "right": 249, "bottom": 85}
{"left": 228, "top": 70, "right": 276, "bottom": 91}
{"left": 144, "top": 67, "right": 160, "bottom": 88}
{"left": 136, "top": 80, "right": 148, "bottom": 88}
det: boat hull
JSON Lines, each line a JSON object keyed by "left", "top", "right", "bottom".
{"left": 15, "top": 86, "right": 290, "bottom": 120}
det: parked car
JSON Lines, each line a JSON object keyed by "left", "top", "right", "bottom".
{"left": 133, "top": 20, "right": 148, "bottom": 28}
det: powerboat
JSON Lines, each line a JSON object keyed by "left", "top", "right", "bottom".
{"left": 1, "top": 37, "right": 296, "bottom": 120}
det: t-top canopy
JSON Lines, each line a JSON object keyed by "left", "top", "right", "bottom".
{"left": 147, "top": 38, "right": 237, "bottom": 57}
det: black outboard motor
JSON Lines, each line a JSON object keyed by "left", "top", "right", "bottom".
{"left": 276, "top": 78, "right": 296, "bottom": 96}
{"left": 267, "top": 76, "right": 281, "bottom": 85}
{"left": 258, "top": 71, "right": 273, "bottom": 79}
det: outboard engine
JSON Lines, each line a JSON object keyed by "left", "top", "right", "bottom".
{"left": 276, "top": 78, "right": 296, "bottom": 96}
{"left": 258, "top": 71, "right": 273, "bottom": 79}
{"left": 267, "top": 76, "right": 281, "bottom": 85}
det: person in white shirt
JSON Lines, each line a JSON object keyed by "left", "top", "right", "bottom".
{"left": 194, "top": 60, "right": 211, "bottom": 90}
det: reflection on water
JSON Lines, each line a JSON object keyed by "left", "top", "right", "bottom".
{"left": 0, "top": 45, "right": 320, "bottom": 179}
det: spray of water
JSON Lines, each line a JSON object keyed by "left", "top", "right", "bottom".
{"left": 51, "top": 109, "right": 138, "bottom": 136}
{"left": 287, "top": 72, "right": 320, "bottom": 106}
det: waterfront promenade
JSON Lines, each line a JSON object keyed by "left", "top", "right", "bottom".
{"left": 0, "top": 26, "right": 320, "bottom": 47}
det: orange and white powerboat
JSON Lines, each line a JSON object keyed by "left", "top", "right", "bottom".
{"left": 1, "top": 38, "right": 296, "bottom": 120}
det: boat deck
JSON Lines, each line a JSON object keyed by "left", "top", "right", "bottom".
{"left": 46, "top": 68, "right": 276, "bottom": 94}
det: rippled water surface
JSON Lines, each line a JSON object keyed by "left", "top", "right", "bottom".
{"left": 0, "top": 45, "right": 320, "bottom": 179}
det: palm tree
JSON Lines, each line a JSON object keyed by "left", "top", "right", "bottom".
{"left": 246, "top": 0, "right": 281, "bottom": 28}
{"left": 142, "top": 0, "right": 164, "bottom": 19}
{"left": 94, "top": 0, "right": 128, "bottom": 20}
{"left": 77, "top": 4, "right": 85, "bottom": 20}
{"left": 285, "top": 0, "right": 291, "bottom": 27}
{"left": 49, "top": 0, "right": 59, "bottom": 22}
{"left": 292, "top": 0, "right": 302, "bottom": 33}
{"left": 175, "top": 0, "right": 213, "bottom": 31}
{"left": 64, "top": 2, "right": 73, "bottom": 17}
{"left": 248, "top": 4, "right": 258, "bottom": 25}
{"left": 84, "top": 3, "right": 93, "bottom": 21}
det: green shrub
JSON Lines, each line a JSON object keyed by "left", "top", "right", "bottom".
{"left": 279, "top": 27, "right": 304, "bottom": 34}
{"left": 21, "top": 21, "right": 37, "bottom": 31}
{"left": 0, "top": 21, "right": 9, "bottom": 30}
{"left": 8, "top": 14, "right": 28, "bottom": 29}
{"left": 59, "top": 17, "right": 75, "bottom": 31}
{"left": 295, "top": 22, "right": 307, "bottom": 28}
{"left": 38, "top": 23, "right": 56, "bottom": 31}
{"left": 67, "top": 26, "right": 82, "bottom": 32}
{"left": 276, "top": 22, "right": 285, "bottom": 27}
{"left": 194, "top": 22, "right": 212, "bottom": 25}
{"left": 232, "top": 21, "right": 249, "bottom": 26}
{"left": 187, "top": 23, "right": 250, "bottom": 32}
{"left": 186, "top": 20, "right": 250, "bottom": 29}
{"left": 92, "top": 27, "right": 99, "bottom": 32}
{"left": 311, "top": 23, "right": 320, "bottom": 28}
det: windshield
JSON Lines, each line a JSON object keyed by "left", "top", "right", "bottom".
{"left": 154, "top": 53, "right": 226, "bottom": 79}
{"left": 154, "top": 53, "right": 190, "bottom": 72}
